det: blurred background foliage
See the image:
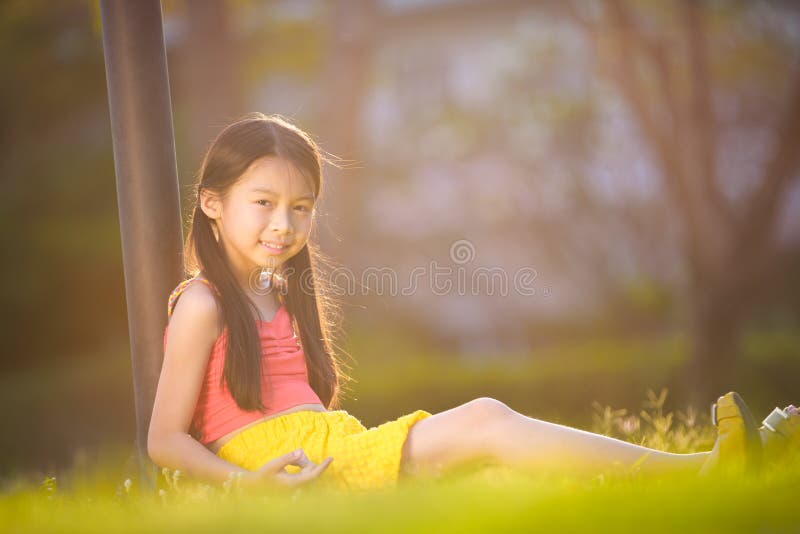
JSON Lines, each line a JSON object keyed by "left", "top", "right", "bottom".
{"left": 0, "top": 0, "right": 798, "bottom": 481}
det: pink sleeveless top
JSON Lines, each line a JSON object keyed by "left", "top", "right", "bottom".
{"left": 162, "top": 276, "right": 324, "bottom": 446}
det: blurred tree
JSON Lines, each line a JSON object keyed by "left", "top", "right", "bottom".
{"left": 567, "top": 0, "right": 800, "bottom": 400}
{"left": 315, "top": 0, "right": 378, "bottom": 261}
{"left": 351, "top": 1, "right": 681, "bottom": 349}
{"left": 0, "top": 0, "right": 122, "bottom": 372}
{"left": 181, "top": 0, "right": 244, "bottom": 167}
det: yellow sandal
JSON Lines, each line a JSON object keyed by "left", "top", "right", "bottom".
{"left": 699, "top": 392, "right": 763, "bottom": 476}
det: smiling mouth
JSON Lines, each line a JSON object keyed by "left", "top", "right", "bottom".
{"left": 260, "top": 241, "right": 289, "bottom": 253}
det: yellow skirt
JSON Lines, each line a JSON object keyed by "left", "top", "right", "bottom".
{"left": 216, "top": 409, "right": 432, "bottom": 491}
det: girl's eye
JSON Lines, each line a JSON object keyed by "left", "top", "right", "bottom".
{"left": 256, "top": 200, "right": 310, "bottom": 212}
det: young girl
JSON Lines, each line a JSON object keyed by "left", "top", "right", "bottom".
{"left": 148, "top": 113, "right": 798, "bottom": 492}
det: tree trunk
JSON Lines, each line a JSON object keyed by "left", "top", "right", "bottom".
{"left": 316, "top": 0, "right": 377, "bottom": 265}
{"left": 183, "top": 0, "right": 243, "bottom": 167}
{"left": 684, "top": 280, "right": 743, "bottom": 407}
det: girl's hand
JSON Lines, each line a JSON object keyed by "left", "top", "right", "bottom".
{"left": 242, "top": 449, "right": 333, "bottom": 488}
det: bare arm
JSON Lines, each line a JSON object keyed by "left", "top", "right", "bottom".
{"left": 147, "top": 283, "right": 243, "bottom": 484}
{"left": 149, "top": 433, "right": 251, "bottom": 484}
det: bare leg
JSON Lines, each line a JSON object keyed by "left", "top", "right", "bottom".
{"left": 400, "top": 397, "right": 709, "bottom": 478}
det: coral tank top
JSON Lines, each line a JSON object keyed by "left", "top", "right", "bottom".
{"left": 162, "top": 276, "right": 324, "bottom": 446}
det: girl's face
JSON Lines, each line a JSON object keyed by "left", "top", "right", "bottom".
{"left": 200, "top": 156, "right": 316, "bottom": 289}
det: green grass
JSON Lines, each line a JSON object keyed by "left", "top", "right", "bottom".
{"left": 3, "top": 468, "right": 799, "bottom": 533}
{"left": 2, "top": 390, "right": 797, "bottom": 533}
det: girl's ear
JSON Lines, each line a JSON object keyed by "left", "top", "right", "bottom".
{"left": 199, "top": 188, "right": 223, "bottom": 221}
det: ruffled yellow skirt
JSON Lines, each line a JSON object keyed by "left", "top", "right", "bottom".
{"left": 216, "top": 409, "right": 432, "bottom": 491}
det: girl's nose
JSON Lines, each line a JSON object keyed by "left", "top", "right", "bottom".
{"left": 269, "top": 207, "right": 293, "bottom": 234}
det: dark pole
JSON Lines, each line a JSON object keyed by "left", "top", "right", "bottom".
{"left": 100, "top": 0, "right": 184, "bottom": 490}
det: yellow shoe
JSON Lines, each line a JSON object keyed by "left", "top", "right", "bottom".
{"left": 699, "top": 392, "right": 763, "bottom": 476}
{"left": 760, "top": 405, "right": 799, "bottom": 464}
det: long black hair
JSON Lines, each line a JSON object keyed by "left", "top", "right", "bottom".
{"left": 183, "top": 113, "right": 349, "bottom": 435}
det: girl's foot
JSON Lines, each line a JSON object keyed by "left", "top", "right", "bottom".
{"left": 760, "top": 404, "right": 800, "bottom": 463}
{"left": 699, "top": 392, "right": 763, "bottom": 476}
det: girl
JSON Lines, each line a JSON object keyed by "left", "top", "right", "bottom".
{"left": 148, "top": 113, "right": 798, "bottom": 492}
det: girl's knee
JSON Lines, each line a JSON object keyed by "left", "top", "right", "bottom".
{"left": 400, "top": 398, "right": 512, "bottom": 476}
{"left": 462, "top": 397, "right": 513, "bottom": 423}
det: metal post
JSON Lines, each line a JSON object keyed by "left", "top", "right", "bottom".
{"left": 99, "top": 0, "right": 184, "bottom": 490}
